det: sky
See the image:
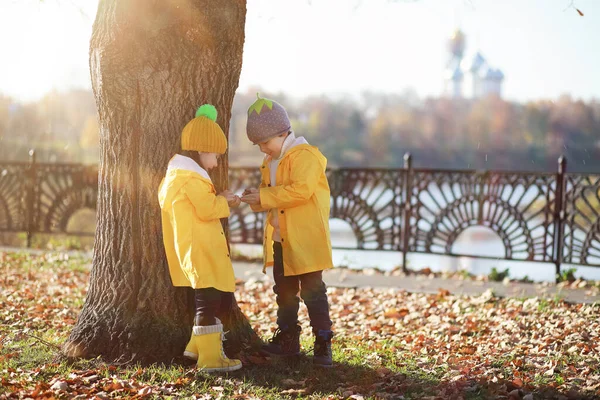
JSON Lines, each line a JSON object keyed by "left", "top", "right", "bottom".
{"left": 0, "top": 0, "right": 598, "bottom": 103}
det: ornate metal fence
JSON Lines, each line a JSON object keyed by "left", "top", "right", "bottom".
{"left": 0, "top": 151, "right": 98, "bottom": 244}
{"left": 562, "top": 174, "right": 600, "bottom": 266}
{"left": 2, "top": 152, "right": 599, "bottom": 275}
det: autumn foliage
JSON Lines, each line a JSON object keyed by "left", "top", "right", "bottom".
{"left": 1, "top": 251, "right": 599, "bottom": 399}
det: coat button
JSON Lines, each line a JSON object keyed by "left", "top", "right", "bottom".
{"left": 262, "top": 166, "right": 265, "bottom": 169}
{"left": 221, "top": 232, "right": 224, "bottom": 235}
{"left": 280, "top": 210, "right": 284, "bottom": 214}
{"left": 227, "top": 254, "right": 230, "bottom": 257}
{"left": 281, "top": 238, "right": 284, "bottom": 242}
{"left": 268, "top": 184, "right": 271, "bottom": 187}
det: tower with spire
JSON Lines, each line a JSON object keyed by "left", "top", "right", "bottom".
{"left": 443, "top": 29, "right": 504, "bottom": 99}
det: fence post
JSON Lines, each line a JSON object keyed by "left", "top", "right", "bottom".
{"left": 26, "top": 149, "right": 37, "bottom": 248}
{"left": 554, "top": 156, "right": 566, "bottom": 283}
{"left": 402, "top": 153, "right": 413, "bottom": 273}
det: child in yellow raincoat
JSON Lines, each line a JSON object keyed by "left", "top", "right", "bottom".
{"left": 158, "top": 104, "right": 242, "bottom": 372}
{"left": 241, "top": 95, "right": 334, "bottom": 368}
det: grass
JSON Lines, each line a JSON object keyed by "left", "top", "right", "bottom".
{"left": 556, "top": 267, "right": 577, "bottom": 283}
{"left": 2, "top": 250, "right": 600, "bottom": 399}
{"left": 0, "top": 251, "right": 435, "bottom": 399}
{"left": 488, "top": 267, "right": 510, "bottom": 282}
{"left": 0, "top": 335, "right": 445, "bottom": 399}
{"left": 0, "top": 252, "right": 456, "bottom": 399}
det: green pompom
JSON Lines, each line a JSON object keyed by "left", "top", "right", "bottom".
{"left": 195, "top": 104, "right": 217, "bottom": 121}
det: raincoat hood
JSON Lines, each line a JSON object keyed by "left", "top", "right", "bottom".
{"left": 266, "top": 140, "right": 327, "bottom": 170}
{"left": 158, "top": 155, "right": 212, "bottom": 210}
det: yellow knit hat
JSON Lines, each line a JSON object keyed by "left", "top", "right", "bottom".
{"left": 181, "top": 104, "right": 227, "bottom": 154}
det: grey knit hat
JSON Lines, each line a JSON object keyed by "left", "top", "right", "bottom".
{"left": 246, "top": 94, "right": 291, "bottom": 144}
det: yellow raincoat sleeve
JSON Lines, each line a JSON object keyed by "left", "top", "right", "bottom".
{"left": 183, "top": 179, "right": 230, "bottom": 221}
{"left": 259, "top": 151, "right": 323, "bottom": 210}
{"left": 250, "top": 179, "right": 269, "bottom": 213}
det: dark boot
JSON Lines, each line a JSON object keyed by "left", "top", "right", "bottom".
{"left": 313, "top": 330, "right": 333, "bottom": 367}
{"left": 262, "top": 325, "right": 301, "bottom": 356}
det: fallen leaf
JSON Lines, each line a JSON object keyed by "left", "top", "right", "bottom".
{"left": 137, "top": 387, "right": 152, "bottom": 396}
{"left": 281, "top": 379, "right": 306, "bottom": 387}
{"left": 50, "top": 381, "right": 68, "bottom": 391}
{"left": 280, "top": 388, "right": 307, "bottom": 396}
{"left": 384, "top": 308, "right": 409, "bottom": 319}
{"left": 512, "top": 377, "right": 523, "bottom": 387}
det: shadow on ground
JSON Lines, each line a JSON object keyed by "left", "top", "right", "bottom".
{"left": 176, "top": 353, "right": 597, "bottom": 400}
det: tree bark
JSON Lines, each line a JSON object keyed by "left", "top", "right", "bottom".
{"left": 64, "top": 0, "right": 259, "bottom": 364}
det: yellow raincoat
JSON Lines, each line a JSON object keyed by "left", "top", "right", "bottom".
{"left": 158, "top": 155, "right": 235, "bottom": 292}
{"left": 251, "top": 144, "right": 333, "bottom": 276}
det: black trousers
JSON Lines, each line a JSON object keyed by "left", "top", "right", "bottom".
{"left": 272, "top": 241, "right": 333, "bottom": 333}
{"left": 194, "top": 287, "right": 231, "bottom": 326}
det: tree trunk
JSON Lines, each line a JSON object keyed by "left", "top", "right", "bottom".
{"left": 64, "top": 0, "right": 259, "bottom": 364}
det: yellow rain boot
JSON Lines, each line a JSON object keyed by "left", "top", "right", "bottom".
{"left": 183, "top": 317, "right": 227, "bottom": 361}
{"left": 184, "top": 316, "right": 222, "bottom": 360}
{"left": 183, "top": 331, "right": 199, "bottom": 360}
{"left": 191, "top": 322, "right": 242, "bottom": 372}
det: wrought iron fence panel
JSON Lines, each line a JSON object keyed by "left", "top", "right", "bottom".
{"left": 33, "top": 163, "right": 98, "bottom": 235}
{"left": 562, "top": 174, "right": 600, "bottom": 266}
{"left": 328, "top": 168, "right": 404, "bottom": 251}
{"left": 0, "top": 162, "right": 29, "bottom": 232}
{"left": 407, "top": 169, "right": 558, "bottom": 262}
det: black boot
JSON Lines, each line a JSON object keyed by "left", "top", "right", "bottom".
{"left": 313, "top": 330, "right": 333, "bottom": 367}
{"left": 262, "top": 325, "right": 301, "bottom": 356}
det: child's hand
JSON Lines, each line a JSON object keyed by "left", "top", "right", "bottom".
{"left": 218, "top": 190, "right": 236, "bottom": 202}
{"left": 241, "top": 188, "right": 261, "bottom": 205}
{"left": 219, "top": 190, "right": 241, "bottom": 208}
{"left": 228, "top": 195, "right": 241, "bottom": 208}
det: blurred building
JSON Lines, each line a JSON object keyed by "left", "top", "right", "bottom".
{"left": 444, "top": 30, "right": 504, "bottom": 99}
